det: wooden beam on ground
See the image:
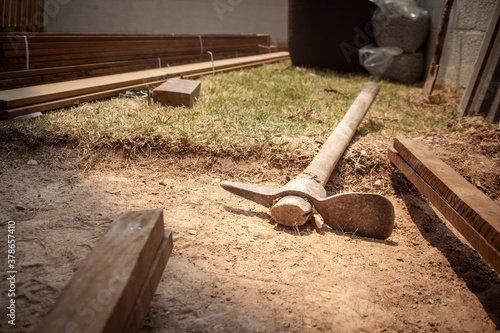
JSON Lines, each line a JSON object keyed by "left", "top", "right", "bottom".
{"left": 34, "top": 209, "right": 173, "bottom": 333}
{"left": 0, "top": 52, "right": 289, "bottom": 119}
{"left": 421, "top": 0, "right": 455, "bottom": 97}
{"left": 388, "top": 139, "right": 500, "bottom": 275}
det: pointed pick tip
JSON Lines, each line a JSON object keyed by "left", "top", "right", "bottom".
{"left": 220, "top": 180, "right": 231, "bottom": 188}
{"left": 220, "top": 180, "right": 241, "bottom": 192}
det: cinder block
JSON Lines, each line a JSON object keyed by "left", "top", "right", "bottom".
{"left": 153, "top": 78, "right": 201, "bottom": 108}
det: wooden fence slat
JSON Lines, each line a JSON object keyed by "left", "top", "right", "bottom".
{"left": 14, "top": 0, "right": 20, "bottom": 27}
{"left": 0, "top": 0, "right": 43, "bottom": 31}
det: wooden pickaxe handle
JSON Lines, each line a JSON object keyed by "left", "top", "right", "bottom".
{"left": 270, "top": 82, "right": 380, "bottom": 226}
{"left": 303, "top": 82, "right": 380, "bottom": 185}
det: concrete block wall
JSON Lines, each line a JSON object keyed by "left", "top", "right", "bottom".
{"left": 43, "top": 0, "right": 288, "bottom": 46}
{"left": 422, "top": 0, "right": 497, "bottom": 91}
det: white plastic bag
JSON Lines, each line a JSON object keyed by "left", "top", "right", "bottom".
{"left": 359, "top": 44, "right": 424, "bottom": 83}
{"left": 359, "top": 44, "right": 403, "bottom": 77}
{"left": 370, "top": 0, "right": 429, "bottom": 52}
{"left": 369, "top": 0, "right": 427, "bottom": 20}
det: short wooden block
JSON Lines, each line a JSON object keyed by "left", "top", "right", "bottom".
{"left": 153, "top": 78, "right": 201, "bottom": 108}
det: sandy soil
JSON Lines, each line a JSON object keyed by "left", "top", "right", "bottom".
{"left": 0, "top": 119, "right": 499, "bottom": 333}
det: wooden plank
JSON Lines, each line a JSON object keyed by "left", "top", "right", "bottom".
{"left": 0, "top": 44, "right": 264, "bottom": 67}
{"left": 467, "top": 34, "right": 500, "bottom": 117}
{"left": 1, "top": 35, "right": 268, "bottom": 52}
{"left": 0, "top": 45, "right": 273, "bottom": 73}
{"left": 393, "top": 138, "right": 500, "bottom": 251}
{"left": 0, "top": 33, "right": 272, "bottom": 72}
{"left": 0, "top": 47, "right": 274, "bottom": 88}
{"left": 123, "top": 229, "right": 173, "bottom": 333}
{"left": 0, "top": 54, "right": 289, "bottom": 119}
{"left": 388, "top": 147, "right": 500, "bottom": 274}
{"left": 0, "top": 41, "right": 265, "bottom": 64}
{"left": 14, "top": 0, "right": 21, "bottom": 28}
{"left": 0, "top": 51, "right": 289, "bottom": 109}
{"left": 0, "top": 32, "right": 270, "bottom": 44}
{"left": 458, "top": 1, "right": 500, "bottom": 117}
{"left": 0, "top": 36, "right": 264, "bottom": 51}
{"left": 29, "top": 0, "right": 43, "bottom": 32}
{"left": 422, "top": 0, "right": 454, "bottom": 97}
{"left": 153, "top": 78, "right": 201, "bottom": 108}
{"left": 485, "top": 78, "right": 500, "bottom": 123}
{"left": 34, "top": 209, "right": 172, "bottom": 333}
{"left": 0, "top": 46, "right": 271, "bottom": 71}
{"left": 1, "top": 38, "right": 266, "bottom": 57}
{"left": 479, "top": 54, "right": 500, "bottom": 123}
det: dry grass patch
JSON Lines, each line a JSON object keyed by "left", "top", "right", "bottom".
{"left": 0, "top": 60, "right": 464, "bottom": 152}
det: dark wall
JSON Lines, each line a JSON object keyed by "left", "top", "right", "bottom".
{"left": 288, "top": 0, "right": 377, "bottom": 72}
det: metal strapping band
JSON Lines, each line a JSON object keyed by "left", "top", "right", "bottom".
{"left": 199, "top": 35, "right": 203, "bottom": 54}
{"left": 24, "top": 36, "right": 29, "bottom": 70}
{"left": 207, "top": 51, "right": 215, "bottom": 75}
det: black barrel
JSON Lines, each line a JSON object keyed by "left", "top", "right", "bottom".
{"left": 288, "top": 0, "right": 377, "bottom": 72}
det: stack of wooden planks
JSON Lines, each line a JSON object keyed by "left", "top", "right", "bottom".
{"left": 389, "top": 138, "right": 500, "bottom": 275}
{"left": 35, "top": 209, "right": 173, "bottom": 333}
{"left": 0, "top": 51, "right": 290, "bottom": 119}
{"left": 0, "top": 33, "right": 275, "bottom": 89}
{"left": 0, "top": 33, "right": 289, "bottom": 119}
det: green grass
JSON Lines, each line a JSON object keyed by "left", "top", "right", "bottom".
{"left": 0, "top": 60, "right": 463, "bottom": 150}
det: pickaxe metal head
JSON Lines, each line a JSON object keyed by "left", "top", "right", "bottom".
{"left": 220, "top": 178, "right": 394, "bottom": 239}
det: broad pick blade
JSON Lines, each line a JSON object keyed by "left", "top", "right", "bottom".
{"left": 315, "top": 193, "right": 394, "bottom": 239}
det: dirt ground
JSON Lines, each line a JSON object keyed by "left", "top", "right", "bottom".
{"left": 0, "top": 117, "right": 499, "bottom": 333}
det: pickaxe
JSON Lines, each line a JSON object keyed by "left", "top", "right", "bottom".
{"left": 221, "top": 82, "right": 394, "bottom": 239}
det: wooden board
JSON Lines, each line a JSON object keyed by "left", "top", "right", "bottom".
{"left": 123, "top": 229, "right": 173, "bottom": 333}
{"left": 0, "top": 51, "right": 289, "bottom": 109}
{"left": 421, "top": 0, "right": 454, "bottom": 97}
{"left": 388, "top": 147, "right": 500, "bottom": 274}
{"left": 0, "top": 54, "right": 289, "bottom": 119}
{"left": 457, "top": 1, "right": 500, "bottom": 118}
{"left": 0, "top": 32, "right": 270, "bottom": 43}
{"left": 0, "top": 33, "right": 269, "bottom": 66}
{"left": 392, "top": 138, "right": 500, "bottom": 250}
{"left": 2, "top": 39, "right": 266, "bottom": 58}
{"left": 0, "top": 47, "right": 275, "bottom": 89}
{"left": 480, "top": 53, "right": 500, "bottom": 123}
{"left": 34, "top": 209, "right": 173, "bottom": 333}
{"left": 1, "top": 37, "right": 267, "bottom": 51}
{"left": 0, "top": 42, "right": 266, "bottom": 66}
